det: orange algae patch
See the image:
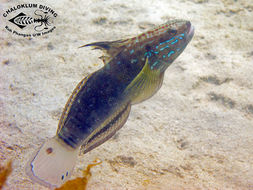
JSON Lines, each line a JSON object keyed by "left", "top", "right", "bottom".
{"left": 55, "top": 159, "right": 101, "bottom": 190}
{"left": 0, "top": 161, "right": 12, "bottom": 190}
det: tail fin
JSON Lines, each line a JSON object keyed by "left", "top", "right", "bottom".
{"left": 25, "top": 136, "right": 79, "bottom": 188}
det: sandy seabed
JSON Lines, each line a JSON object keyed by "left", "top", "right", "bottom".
{"left": 0, "top": 0, "right": 253, "bottom": 189}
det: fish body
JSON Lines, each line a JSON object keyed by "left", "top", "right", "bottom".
{"left": 26, "top": 19, "right": 194, "bottom": 188}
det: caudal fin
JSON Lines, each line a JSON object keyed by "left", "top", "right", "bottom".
{"left": 25, "top": 136, "right": 79, "bottom": 188}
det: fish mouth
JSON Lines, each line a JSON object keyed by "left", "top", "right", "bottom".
{"left": 186, "top": 21, "right": 195, "bottom": 40}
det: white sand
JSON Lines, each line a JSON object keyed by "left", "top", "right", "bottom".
{"left": 0, "top": 0, "right": 253, "bottom": 189}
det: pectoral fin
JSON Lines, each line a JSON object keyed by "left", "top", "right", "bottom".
{"left": 80, "top": 39, "right": 130, "bottom": 64}
{"left": 124, "top": 57, "right": 164, "bottom": 104}
{"left": 81, "top": 103, "right": 131, "bottom": 154}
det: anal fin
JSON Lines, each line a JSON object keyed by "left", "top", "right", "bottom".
{"left": 81, "top": 103, "right": 131, "bottom": 154}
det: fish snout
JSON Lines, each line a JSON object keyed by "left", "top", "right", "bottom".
{"left": 186, "top": 21, "right": 195, "bottom": 40}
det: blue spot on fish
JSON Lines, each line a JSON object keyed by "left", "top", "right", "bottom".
{"left": 159, "top": 37, "right": 175, "bottom": 46}
{"left": 151, "top": 60, "right": 159, "bottom": 70}
{"left": 130, "top": 49, "right": 134, "bottom": 54}
{"left": 171, "top": 39, "right": 178, "bottom": 45}
{"left": 144, "top": 51, "right": 152, "bottom": 58}
{"left": 152, "top": 50, "right": 159, "bottom": 54}
{"left": 168, "top": 50, "right": 175, "bottom": 57}
{"left": 160, "top": 45, "right": 170, "bottom": 51}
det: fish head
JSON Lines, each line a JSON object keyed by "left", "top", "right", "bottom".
{"left": 131, "top": 19, "right": 194, "bottom": 72}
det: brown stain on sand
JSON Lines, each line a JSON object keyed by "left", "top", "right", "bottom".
{"left": 55, "top": 159, "right": 101, "bottom": 190}
{"left": 0, "top": 161, "right": 12, "bottom": 190}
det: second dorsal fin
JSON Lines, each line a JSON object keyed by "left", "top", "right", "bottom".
{"left": 80, "top": 39, "right": 129, "bottom": 64}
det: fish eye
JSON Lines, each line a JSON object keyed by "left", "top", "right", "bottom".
{"left": 168, "top": 29, "right": 177, "bottom": 35}
{"left": 145, "top": 44, "right": 151, "bottom": 51}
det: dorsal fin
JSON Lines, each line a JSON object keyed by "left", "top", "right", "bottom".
{"left": 57, "top": 74, "right": 94, "bottom": 134}
{"left": 80, "top": 39, "right": 129, "bottom": 64}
